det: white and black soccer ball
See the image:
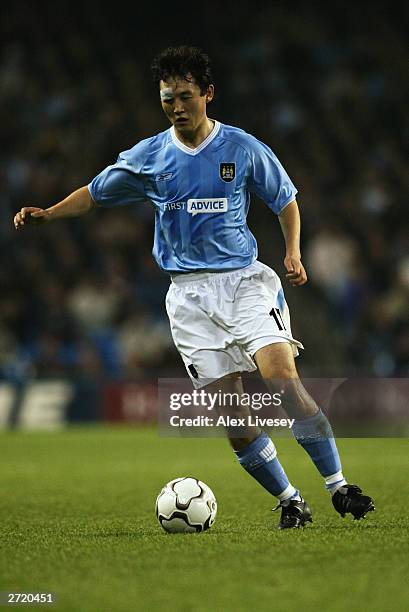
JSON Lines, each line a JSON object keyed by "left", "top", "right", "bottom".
{"left": 156, "top": 477, "right": 217, "bottom": 533}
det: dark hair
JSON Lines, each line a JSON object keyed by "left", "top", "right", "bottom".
{"left": 151, "top": 45, "right": 213, "bottom": 95}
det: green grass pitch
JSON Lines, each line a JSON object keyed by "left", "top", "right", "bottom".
{"left": 0, "top": 427, "right": 408, "bottom": 612}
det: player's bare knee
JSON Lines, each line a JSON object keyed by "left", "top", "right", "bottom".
{"left": 268, "top": 365, "right": 297, "bottom": 380}
{"left": 254, "top": 342, "right": 299, "bottom": 380}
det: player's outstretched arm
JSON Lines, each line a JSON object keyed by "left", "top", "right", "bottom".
{"left": 14, "top": 186, "right": 96, "bottom": 230}
{"left": 278, "top": 200, "right": 308, "bottom": 286}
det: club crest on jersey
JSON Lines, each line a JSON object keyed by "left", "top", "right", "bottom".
{"left": 220, "top": 163, "right": 235, "bottom": 182}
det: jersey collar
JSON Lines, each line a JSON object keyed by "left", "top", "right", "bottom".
{"left": 170, "top": 120, "right": 220, "bottom": 156}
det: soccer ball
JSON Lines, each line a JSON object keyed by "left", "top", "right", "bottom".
{"left": 155, "top": 477, "right": 217, "bottom": 533}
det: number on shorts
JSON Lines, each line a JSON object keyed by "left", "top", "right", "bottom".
{"left": 269, "top": 307, "right": 286, "bottom": 331}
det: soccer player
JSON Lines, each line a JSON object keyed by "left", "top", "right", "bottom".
{"left": 14, "top": 45, "right": 374, "bottom": 529}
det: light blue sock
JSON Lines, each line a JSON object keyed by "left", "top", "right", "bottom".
{"left": 235, "top": 432, "right": 300, "bottom": 501}
{"left": 292, "top": 409, "right": 347, "bottom": 493}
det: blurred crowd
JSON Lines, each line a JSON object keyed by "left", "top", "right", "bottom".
{"left": 1, "top": 1, "right": 408, "bottom": 382}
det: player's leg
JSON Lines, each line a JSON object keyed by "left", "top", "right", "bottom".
{"left": 204, "top": 372, "right": 312, "bottom": 529}
{"left": 204, "top": 373, "right": 259, "bottom": 450}
{"left": 165, "top": 267, "right": 311, "bottom": 527}
{"left": 254, "top": 342, "right": 375, "bottom": 519}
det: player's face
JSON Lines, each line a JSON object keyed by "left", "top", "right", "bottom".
{"left": 159, "top": 75, "right": 214, "bottom": 134}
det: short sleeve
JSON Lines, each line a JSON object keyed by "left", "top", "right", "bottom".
{"left": 88, "top": 154, "right": 146, "bottom": 208}
{"left": 247, "top": 138, "right": 297, "bottom": 214}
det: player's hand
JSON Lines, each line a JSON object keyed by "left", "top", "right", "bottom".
{"left": 284, "top": 254, "right": 308, "bottom": 286}
{"left": 14, "top": 207, "right": 49, "bottom": 230}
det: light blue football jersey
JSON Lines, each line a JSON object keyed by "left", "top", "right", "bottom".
{"left": 88, "top": 121, "right": 297, "bottom": 273}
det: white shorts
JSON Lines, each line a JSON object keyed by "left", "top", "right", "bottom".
{"left": 165, "top": 260, "right": 304, "bottom": 388}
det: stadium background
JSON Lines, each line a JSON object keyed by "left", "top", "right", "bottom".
{"left": 1, "top": 1, "right": 408, "bottom": 426}
{"left": 1, "top": 5, "right": 409, "bottom": 612}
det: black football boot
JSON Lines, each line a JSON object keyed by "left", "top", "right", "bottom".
{"left": 273, "top": 498, "right": 313, "bottom": 529}
{"left": 332, "top": 484, "right": 375, "bottom": 520}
